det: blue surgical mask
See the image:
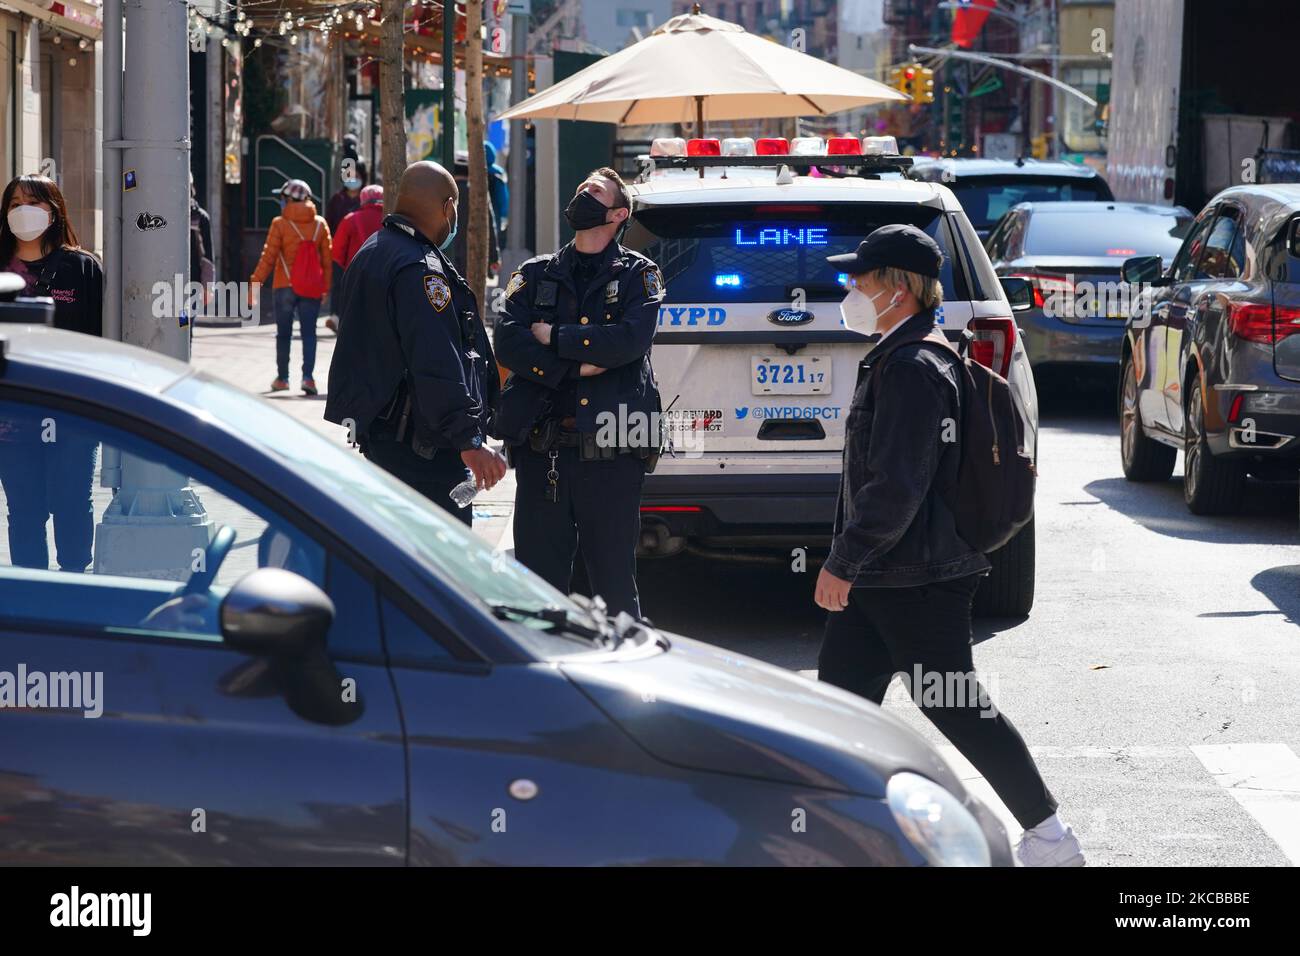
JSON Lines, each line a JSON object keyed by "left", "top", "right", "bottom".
{"left": 439, "top": 202, "right": 458, "bottom": 252}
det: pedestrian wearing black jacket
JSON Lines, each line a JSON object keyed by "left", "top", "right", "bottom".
{"left": 494, "top": 167, "right": 664, "bottom": 617}
{"left": 325, "top": 161, "right": 505, "bottom": 524}
{"left": 814, "top": 224, "right": 1083, "bottom": 867}
{"left": 0, "top": 174, "right": 103, "bottom": 572}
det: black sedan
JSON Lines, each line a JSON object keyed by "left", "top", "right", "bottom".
{"left": 0, "top": 324, "right": 1010, "bottom": 866}
{"left": 986, "top": 201, "right": 1192, "bottom": 373}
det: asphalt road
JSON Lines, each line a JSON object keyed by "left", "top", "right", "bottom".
{"left": 637, "top": 377, "right": 1300, "bottom": 866}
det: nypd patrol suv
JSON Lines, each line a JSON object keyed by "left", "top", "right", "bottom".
{"left": 624, "top": 135, "right": 1040, "bottom": 617}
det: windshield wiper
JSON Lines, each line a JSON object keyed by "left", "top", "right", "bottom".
{"left": 490, "top": 604, "right": 608, "bottom": 642}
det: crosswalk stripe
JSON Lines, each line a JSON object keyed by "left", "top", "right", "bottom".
{"left": 1192, "top": 743, "right": 1300, "bottom": 865}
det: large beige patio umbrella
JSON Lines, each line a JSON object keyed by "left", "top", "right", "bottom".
{"left": 497, "top": 7, "right": 908, "bottom": 132}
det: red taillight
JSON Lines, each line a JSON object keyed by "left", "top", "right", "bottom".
{"left": 1227, "top": 393, "right": 1245, "bottom": 423}
{"left": 755, "top": 137, "right": 790, "bottom": 155}
{"left": 826, "top": 136, "right": 862, "bottom": 155}
{"left": 1007, "top": 272, "right": 1074, "bottom": 310}
{"left": 686, "top": 138, "right": 721, "bottom": 156}
{"left": 968, "top": 317, "right": 1015, "bottom": 378}
{"left": 1227, "top": 302, "right": 1300, "bottom": 344}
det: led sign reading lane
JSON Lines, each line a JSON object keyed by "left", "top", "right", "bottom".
{"left": 734, "top": 226, "right": 829, "bottom": 247}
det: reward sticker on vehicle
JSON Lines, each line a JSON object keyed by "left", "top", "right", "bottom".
{"left": 664, "top": 408, "right": 723, "bottom": 434}
{"left": 751, "top": 354, "right": 831, "bottom": 395}
{"left": 424, "top": 274, "right": 451, "bottom": 311}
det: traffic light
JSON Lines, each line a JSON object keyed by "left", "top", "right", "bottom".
{"left": 919, "top": 66, "right": 935, "bottom": 103}
{"left": 889, "top": 65, "right": 906, "bottom": 96}
{"left": 902, "top": 65, "right": 917, "bottom": 99}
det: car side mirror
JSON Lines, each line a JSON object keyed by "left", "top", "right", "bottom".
{"left": 221, "top": 567, "right": 334, "bottom": 657}
{"left": 1121, "top": 255, "right": 1168, "bottom": 286}
{"left": 999, "top": 276, "right": 1034, "bottom": 312}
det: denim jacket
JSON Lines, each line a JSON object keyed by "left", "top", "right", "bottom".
{"left": 824, "top": 309, "right": 991, "bottom": 587}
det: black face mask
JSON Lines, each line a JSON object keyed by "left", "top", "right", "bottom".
{"left": 564, "top": 190, "right": 615, "bottom": 231}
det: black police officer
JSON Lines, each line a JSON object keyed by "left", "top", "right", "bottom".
{"left": 494, "top": 167, "right": 664, "bottom": 617}
{"left": 325, "top": 160, "right": 506, "bottom": 525}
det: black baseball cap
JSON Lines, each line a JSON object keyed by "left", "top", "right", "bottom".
{"left": 826, "top": 223, "right": 944, "bottom": 279}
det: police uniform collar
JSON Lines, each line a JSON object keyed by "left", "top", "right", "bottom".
{"left": 547, "top": 239, "right": 624, "bottom": 278}
{"left": 384, "top": 212, "right": 438, "bottom": 248}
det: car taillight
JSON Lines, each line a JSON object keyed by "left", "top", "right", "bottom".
{"left": 1007, "top": 272, "right": 1074, "bottom": 310}
{"left": 1227, "top": 392, "right": 1245, "bottom": 423}
{"left": 827, "top": 135, "right": 862, "bottom": 155}
{"left": 686, "top": 138, "right": 721, "bottom": 156}
{"left": 968, "top": 317, "right": 1015, "bottom": 378}
{"left": 1228, "top": 301, "right": 1300, "bottom": 343}
{"left": 756, "top": 137, "right": 790, "bottom": 155}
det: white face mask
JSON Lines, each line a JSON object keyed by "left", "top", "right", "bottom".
{"left": 840, "top": 286, "right": 901, "bottom": 337}
{"left": 7, "top": 204, "right": 51, "bottom": 243}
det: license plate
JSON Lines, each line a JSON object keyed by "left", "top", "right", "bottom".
{"left": 751, "top": 355, "right": 831, "bottom": 395}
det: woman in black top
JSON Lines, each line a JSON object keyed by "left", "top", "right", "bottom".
{"left": 0, "top": 174, "right": 104, "bottom": 572}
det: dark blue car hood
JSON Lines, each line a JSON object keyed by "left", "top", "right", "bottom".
{"left": 560, "top": 633, "right": 964, "bottom": 799}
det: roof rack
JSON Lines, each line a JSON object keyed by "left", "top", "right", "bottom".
{"left": 642, "top": 153, "right": 915, "bottom": 179}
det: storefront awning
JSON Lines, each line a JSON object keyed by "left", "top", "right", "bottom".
{"left": 0, "top": 0, "right": 103, "bottom": 40}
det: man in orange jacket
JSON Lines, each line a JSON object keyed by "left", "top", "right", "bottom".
{"left": 250, "top": 179, "right": 332, "bottom": 395}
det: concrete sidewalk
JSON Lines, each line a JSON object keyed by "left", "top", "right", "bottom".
{"left": 190, "top": 322, "right": 516, "bottom": 551}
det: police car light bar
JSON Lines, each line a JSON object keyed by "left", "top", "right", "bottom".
{"left": 644, "top": 153, "right": 915, "bottom": 174}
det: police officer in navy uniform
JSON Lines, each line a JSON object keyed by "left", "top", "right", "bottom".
{"left": 494, "top": 167, "right": 664, "bottom": 617}
{"left": 326, "top": 161, "right": 506, "bottom": 524}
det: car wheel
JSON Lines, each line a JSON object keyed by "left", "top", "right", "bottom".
{"left": 1119, "top": 353, "right": 1175, "bottom": 482}
{"left": 1183, "top": 379, "right": 1245, "bottom": 515}
{"left": 973, "top": 517, "right": 1035, "bottom": 618}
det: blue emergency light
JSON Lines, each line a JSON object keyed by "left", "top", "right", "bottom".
{"left": 714, "top": 273, "right": 742, "bottom": 288}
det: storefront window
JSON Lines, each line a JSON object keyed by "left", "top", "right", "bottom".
{"left": 1061, "top": 65, "right": 1110, "bottom": 155}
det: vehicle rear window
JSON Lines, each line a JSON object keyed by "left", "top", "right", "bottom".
{"left": 623, "top": 202, "right": 956, "bottom": 302}
{"left": 1023, "top": 211, "right": 1192, "bottom": 258}
{"left": 954, "top": 177, "right": 1111, "bottom": 229}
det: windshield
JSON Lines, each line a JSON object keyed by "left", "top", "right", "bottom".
{"left": 954, "top": 177, "right": 1112, "bottom": 230}
{"left": 1024, "top": 211, "right": 1192, "bottom": 258}
{"left": 624, "top": 202, "right": 956, "bottom": 302}
{"left": 165, "top": 373, "right": 595, "bottom": 634}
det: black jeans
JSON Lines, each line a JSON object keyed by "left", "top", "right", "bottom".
{"left": 512, "top": 445, "right": 645, "bottom": 618}
{"left": 818, "top": 574, "right": 1057, "bottom": 829}
{"left": 0, "top": 436, "right": 99, "bottom": 571}
{"left": 363, "top": 439, "right": 472, "bottom": 526}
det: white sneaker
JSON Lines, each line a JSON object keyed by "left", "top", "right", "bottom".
{"left": 1015, "top": 826, "right": 1085, "bottom": 867}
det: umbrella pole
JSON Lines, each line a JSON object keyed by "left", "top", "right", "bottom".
{"left": 695, "top": 96, "right": 705, "bottom": 179}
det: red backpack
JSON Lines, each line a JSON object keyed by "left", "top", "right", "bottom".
{"left": 280, "top": 219, "right": 326, "bottom": 298}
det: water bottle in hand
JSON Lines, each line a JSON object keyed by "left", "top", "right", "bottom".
{"left": 449, "top": 477, "right": 479, "bottom": 509}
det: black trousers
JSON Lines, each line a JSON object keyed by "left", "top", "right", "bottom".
{"left": 512, "top": 444, "right": 646, "bottom": 618}
{"left": 818, "top": 574, "right": 1058, "bottom": 830}
{"left": 363, "top": 438, "right": 472, "bottom": 526}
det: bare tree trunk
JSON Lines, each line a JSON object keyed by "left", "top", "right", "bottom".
{"left": 379, "top": 0, "right": 406, "bottom": 214}
{"left": 465, "top": 0, "right": 488, "bottom": 310}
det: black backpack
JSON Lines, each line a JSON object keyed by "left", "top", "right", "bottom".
{"left": 870, "top": 327, "right": 1035, "bottom": 553}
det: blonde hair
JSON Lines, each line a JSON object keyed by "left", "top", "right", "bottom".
{"left": 864, "top": 266, "right": 943, "bottom": 310}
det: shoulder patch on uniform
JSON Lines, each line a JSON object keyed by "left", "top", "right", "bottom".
{"left": 424, "top": 251, "right": 445, "bottom": 273}
{"left": 505, "top": 271, "right": 526, "bottom": 299}
{"left": 642, "top": 267, "right": 665, "bottom": 300}
{"left": 424, "top": 273, "right": 451, "bottom": 311}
